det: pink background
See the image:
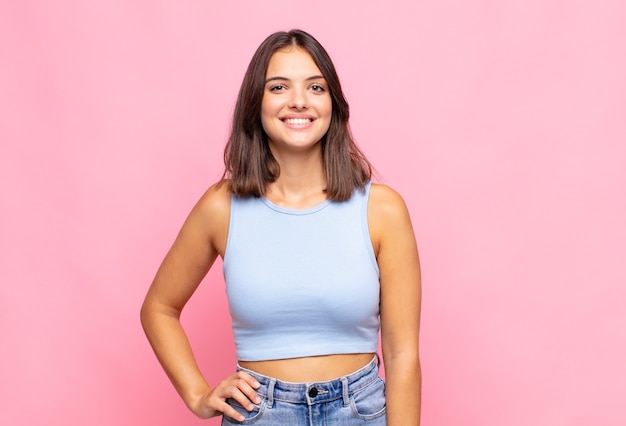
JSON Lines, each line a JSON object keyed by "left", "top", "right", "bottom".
{"left": 1, "top": 1, "right": 625, "bottom": 425}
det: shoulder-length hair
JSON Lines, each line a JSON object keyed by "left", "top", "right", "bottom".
{"left": 222, "top": 29, "right": 372, "bottom": 201}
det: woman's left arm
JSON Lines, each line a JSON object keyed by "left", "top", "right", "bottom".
{"left": 369, "top": 184, "right": 422, "bottom": 425}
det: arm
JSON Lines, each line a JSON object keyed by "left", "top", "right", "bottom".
{"left": 369, "top": 184, "right": 422, "bottom": 425}
{"left": 140, "top": 182, "right": 260, "bottom": 421}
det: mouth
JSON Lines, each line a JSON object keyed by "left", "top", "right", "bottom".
{"left": 281, "top": 117, "right": 315, "bottom": 125}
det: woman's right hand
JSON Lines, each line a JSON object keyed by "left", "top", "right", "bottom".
{"left": 190, "top": 371, "right": 262, "bottom": 421}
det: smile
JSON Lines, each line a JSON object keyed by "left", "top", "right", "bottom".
{"left": 282, "top": 118, "right": 314, "bottom": 125}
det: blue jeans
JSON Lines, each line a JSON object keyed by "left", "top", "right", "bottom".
{"left": 221, "top": 355, "right": 386, "bottom": 425}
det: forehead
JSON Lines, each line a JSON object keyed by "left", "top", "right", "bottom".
{"left": 265, "top": 47, "right": 323, "bottom": 78}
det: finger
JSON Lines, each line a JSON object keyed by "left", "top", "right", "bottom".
{"left": 226, "top": 380, "right": 261, "bottom": 409}
{"left": 235, "top": 371, "right": 261, "bottom": 389}
{"left": 232, "top": 372, "right": 262, "bottom": 404}
{"left": 217, "top": 399, "right": 247, "bottom": 423}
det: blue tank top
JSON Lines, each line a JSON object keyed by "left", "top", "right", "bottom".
{"left": 223, "top": 182, "right": 380, "bottom": 361}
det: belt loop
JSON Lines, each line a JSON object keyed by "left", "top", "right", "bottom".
{"left": 341, "top": 377, "right": 350, "bottom": 406}
{"left": 267, "top": 378, "right": 276, "bottom": 408}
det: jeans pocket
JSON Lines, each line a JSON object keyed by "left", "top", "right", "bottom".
{"left": 221, "top": 398, "right": 267, "bottom": 425}
{"left": 350, "top": 377, "right": 387, "bottom": 420}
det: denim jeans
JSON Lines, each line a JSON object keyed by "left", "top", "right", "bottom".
{"left": 221, "top": 355, "right": 386, "bottom": 425}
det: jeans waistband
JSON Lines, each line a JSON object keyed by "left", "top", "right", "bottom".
{"left": 236, "top": 355, "right": 380, "bottom": 406}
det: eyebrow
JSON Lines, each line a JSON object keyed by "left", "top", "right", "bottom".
{"left": 265, "top": 75, "right": 325, "bottom": 84}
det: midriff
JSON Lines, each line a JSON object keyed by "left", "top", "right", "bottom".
{"left": 239, "top": 353, "right": 376, "bottom": 382}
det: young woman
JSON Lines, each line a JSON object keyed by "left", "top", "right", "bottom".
{"left": 141, "top": 29, "right": 421, "bottom": 425}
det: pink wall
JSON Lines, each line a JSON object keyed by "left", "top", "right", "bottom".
{"left": 1, "top": 1, "right": 625, "bottom": 425}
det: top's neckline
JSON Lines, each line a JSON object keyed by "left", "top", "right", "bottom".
{"left": 260, "top": 197, "right": 331, "bottom": 215}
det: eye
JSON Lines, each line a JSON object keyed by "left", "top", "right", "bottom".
{"left": 310, "top": 84, "right": 326, "bottom": 93}
{"left": 268, "top": 84, "right": 286, "bottom": 92}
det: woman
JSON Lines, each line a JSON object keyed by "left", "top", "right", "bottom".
{"left": 141, "top": 29, "right": 421, "bottom": 425}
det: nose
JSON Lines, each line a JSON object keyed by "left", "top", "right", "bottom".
{"left": 289, "top": 87, "right": 308, "bottom": 109}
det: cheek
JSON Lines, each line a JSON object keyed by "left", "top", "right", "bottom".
{"left": 260, "top": 115, "right": 272, "bottom": 135}
{"left": 322, "top": 110, "right": 332, "bottom": 135}
{"left": 319, "top": 97, "right": 332, "bottom": 119}
{"left": 260, "top": 101, "right": 274, "bottom": 131}
{"left": 315, "top": 97, "right": 332, "bottom": 133}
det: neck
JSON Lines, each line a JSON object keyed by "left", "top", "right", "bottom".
{"left": 266, "top": 148, "right": 327, "bottom": 209}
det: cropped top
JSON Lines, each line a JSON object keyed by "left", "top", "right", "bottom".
{"left": 222, "top": 182, "right": 380, "bottom": 361}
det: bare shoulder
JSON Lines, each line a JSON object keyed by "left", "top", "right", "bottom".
{"left": 368, "top": 183, "right": 411, "bottom": 222}
{"left": 193, "top": 179, "right": 232, "bottom": 219}
{"left": 181, "top": 180, "right": 232, "bottom": 255}
{"left": 368, "top": 184, "right": 415, "bottom": 254}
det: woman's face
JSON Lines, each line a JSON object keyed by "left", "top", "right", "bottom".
{"left": 261, "top": 47, "right": 332, "bottom": 154}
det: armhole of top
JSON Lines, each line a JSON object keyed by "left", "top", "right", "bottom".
{"left": 361, "top": 182, "right": 380, "bottom": 277}
{"left": 222, "top": 193, "right": 236, "bottom": 269}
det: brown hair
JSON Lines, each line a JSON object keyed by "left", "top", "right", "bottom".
{"left": 222, "top": 29, "right": 372, "bottom": 201}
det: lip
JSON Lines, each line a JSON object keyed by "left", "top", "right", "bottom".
{"left": 279, "top": 114, "right": 317, "bottom": 129}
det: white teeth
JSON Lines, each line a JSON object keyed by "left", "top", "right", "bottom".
{"left": 284, "top": 118, "right": 311, "bottom": 125}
